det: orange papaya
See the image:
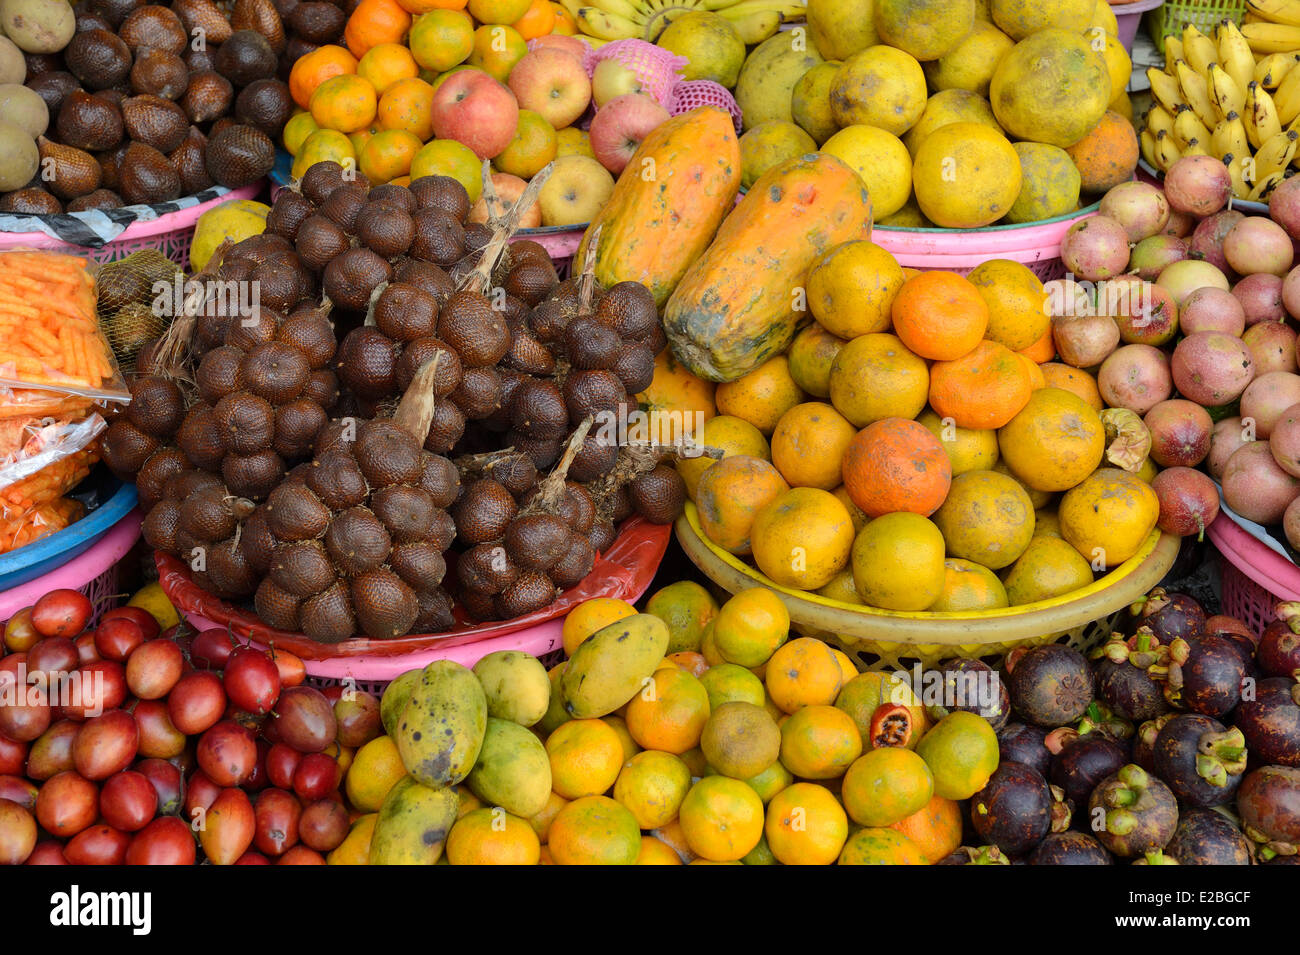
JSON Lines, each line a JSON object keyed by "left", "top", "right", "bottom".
{"left": 576, "top": 106, "right": 741, "bottom": 309}
{"left": 663, "top": 152, "right": 873, "bottom": 383}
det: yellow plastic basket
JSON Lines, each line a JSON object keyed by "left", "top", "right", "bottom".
{"left": 676, "top": 502, "right": 1181, "bottom": 673}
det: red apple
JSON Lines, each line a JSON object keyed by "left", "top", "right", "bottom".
{"left": 527, "top": 34, "right": 590, "bottom": 63}
{"left": 589, "top": 93, "right": 670, "bottom": 176}
{"left": 469, "top": 172, "right": 542, "bottom": 228}
{"left": 430, "top": 69, "right": 519, "bottom": 160}
{"left": 591, "top": 57, "right": 645, "bottom": 108}
{"left": 508, "top": 47, "right": 591, "bottom": 131}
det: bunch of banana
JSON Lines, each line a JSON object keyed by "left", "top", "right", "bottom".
{"left": 1245, "top": 0, "right": 1300, "bottom": 53}
{"left": 1143, "top": 19, "right": 1300, "bottom": 199}
{"left": 560, "top": 0, "right": 806, "bottom": 45}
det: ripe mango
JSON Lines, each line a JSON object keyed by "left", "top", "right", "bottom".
{"left": 380, "top": 669, "right": 420, "bottom": 737}
{"left": 327, "top": 813, "right": 377, "bottom": 865}
{"left": 396, "top": 660, "right": 487, "bottom": 788}
{"left": 472, "top": 650, "right": 550, "bottom": 727}
{"left": 467, "top": 717, "right": 552, "bottom": 818}
{"left": 369, "top": 777, "right": 458, "bottom": 865}
{"left": 562, "top": 613, "right": 671, "bottom": 719}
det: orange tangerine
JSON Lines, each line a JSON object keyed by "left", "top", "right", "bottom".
{"left": 545, "top": 718, "right": 624, "bottom": 799}
{"left": 637, "top": 835, "right": 684, "bottom": 864}
{"left": 778, "top": 704, "right": 863, "bottom": 779}
{"left": 492, "top": 108, "right": 557, "bottom": 179}
{"left": 358, "top": 127, "right": 422, "bottom": 182}
{"left": 526, "top": 790, "right": 568, "bottom": 842}
{"left": 310, "top": 74, "right": 378, "bottom": 133}
{"left": 889, "top": 794, "right": 963, "bottom": 863}
{"left": 750, "top": 487, "right": 855, "bottom": 590}
{"left": 410, "top": 138, "right": 483, "bottom": 200}
{"left": 613, "top": 750, "right": 692, "bottom": 829}
{"left": 445, "top": 807, "right": 540, "bottom": 864}
{"left": 282, "top": 111, "right": 320, "bottom": 156}
{"left": 408, "top": 9, "right": 475, "bottom": 72}
{"left": 547, "top": 795, "right": 641, "bottom": 865}
{"left": 397, "top": 0, "right": 468, "bottom": 11}
{"left": 468, "top": 23, "right": 528, "bottom": 82}
{"left": 602, "top": 715, "right": 641, "bottom": 763}
{"left": 469, "top": 0, "right": 531, "bottom": 22}
{"left": 839, "top": 826, "right": 929, "bottom": 864}
{"left": 695, "top": 455, "right": 789, "bottom": 557}
{"left": 715, "top": 355, "right": 806, "bottom": 435}
{"left": 712, "top": 587, "right": 789, "bottom": 669}
{"left": 764, "top": 637, "right": 847, "bottom": 714}
{"left": 344, "top": 0, "right": 412, "bottom": 59}
{"left": 841, "top": 747, "right": 934, "bottom": 827}
{"left": 550, "top": 2, "right": 576, "bottom": 33}
{"left": 678, "top": 775, "right": 765, "bottom": 862}
{"left": 289, "top": 44, "right": 358, "bottom": 110}
{"left": 290, "top": 129, "right": 356, "bottom": 179}
{"left": 625, "top": 667, "right": 712, "bottom": 755}
{"left": 511, "top": 0, "right": 555, "bottom": 39}
{"left": 769, "top": 401, "right": 857, "bottom": 491}
{"left": 764, "top": 782, "right": 848, "bottom": 865}
{"left": 376, "top": 76, "right": 435, "bottom": 140}
{"left": 357, "top": 42, "right": 418, "bottom": 93}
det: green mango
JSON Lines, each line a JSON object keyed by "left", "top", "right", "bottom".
{"left": 562, "top": 613, "right": 671, "bottom": 719}
{"left": 368, "top": 777, "right": 458, "bottom": 865}
{"left": 380, "top": 669, "right": 421, "bottom": 738}
{"left": 472, "top": 650, "right": 550, "bottom": 727}
{"left": 396, "top": 660, "right": 487, "bottom": 788}
{"left": 467, "top": 717, "right": 552, "bottom": 818}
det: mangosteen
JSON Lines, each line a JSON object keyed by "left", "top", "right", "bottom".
{"left": 1029, "top": 831, "right": 1113, "bottom": 865}
{"left": 998, "top": 722, "right": 1052, "bottom": 778}
{"left": 1132, "top": 849, "right": 1180, "bottom": 864}
{"left": 1235, "top": 677, "right": 1300, "bottom": 767}
{"left": 1260, "top": 608, "right": 1300, "bottom": 679}
{"left": 1165, "top": 808, "right": 1253, "bottom": 865}
{"left": 1092, "top": 629, "right": 1172, "bottom": 721}
{"left": 1169, "top": 633, "right": 1246, "bottom": 718}
{"left": 1088, "top": 764, "right": 1180, "bottom": 858}
{"left": 1133, "top": 713, "right": 1176, "bottom": 771}
{"left": 1075, "top": 700, "right": 1135, "bottom": 742}
{"left": 971, "top": 762, "right": 1069, "bottom": 856}
{"left": 926, "top": 658, "right": 1011, "bottom": 731}
{"left": 1051, "top": 733, "right": 1129, "bottom": 810}
{"left": 1007, "top": 644, "right": 1094, "bottom": 728}
{"left": 1236, "top": 765, "right": 1300, "bottom": 859}
{"left": 937, "top": 846, "right": 1010, "bottom": 865}
{"left": 1133, "top": 587, "right": 1206, "bottom": 642}
{"left": 1152, "top": 714, "right": 1247, "bottom": 808}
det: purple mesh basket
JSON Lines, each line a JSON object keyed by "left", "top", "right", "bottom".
{"left": 668, "top": 80, "right": 743, "bottom": 135}
{"left": 584, "top": 39, "right": 687, "bottom": 109}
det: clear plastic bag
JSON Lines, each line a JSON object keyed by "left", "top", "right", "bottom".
{"left": 0, "top": 496, "right": 85, "bottom": 555}
{"left": 0, "top": 250, "right": 131, "bottom": 403}
{"left": 0, "top": 413, "right": 104, "bottom": 496}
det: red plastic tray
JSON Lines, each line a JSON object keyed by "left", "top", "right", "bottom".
{"left": 155, "top": 517, "right": 670, "bottom": 660}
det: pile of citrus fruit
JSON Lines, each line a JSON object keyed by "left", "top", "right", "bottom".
{"left": 350, "top": 586, "right": 1000, "bottom": 864}
{"left": 283, "top": 0, "right": 611, "bottom": 226}
{"left": 682, "top": 239, "right": 1162, "bottom": 614}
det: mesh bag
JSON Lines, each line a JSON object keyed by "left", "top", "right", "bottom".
{"left": 668, "top": 80, "right": 744, "bottom": 135}
{"left": 96, "top": 249, "right": 185, "bottom": 376}
{"left": 584, "top": 39, "right": 687, "bottom": 109}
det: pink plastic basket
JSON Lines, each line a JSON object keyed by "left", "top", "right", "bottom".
{"left": 873, "top": 207, "right": 1099, "bottom": 281}
{"left": 0, "top": 185, "right": 263, "bottom": 269}
{"left": 1206, "top": 511, "right": 1300, "bottom": 637}
{"left": 0, "top": 508, "right": 142, "bottom": 626}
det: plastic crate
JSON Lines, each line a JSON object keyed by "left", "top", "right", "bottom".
{"left": 1206, "top": 511, "right": 1300, "bottom": 636}
{"left": 1147, "top": 0, "right": 1246, "bottom": 42}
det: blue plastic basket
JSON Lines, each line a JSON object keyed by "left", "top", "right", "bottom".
{"left": 0, "top": 478, "right": 138, "bottom": 590}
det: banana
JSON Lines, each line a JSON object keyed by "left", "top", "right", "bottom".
{"left": 1174, "top": 105, "right": 1212, "bottom": 149}
{"left": 1183, "top": 138, "right": 1212, "bottom": 157}
{"left": 1164, "top": 36, "right": 1184, "bottom": 73}
{"left": 1209, "top": 62, "right": 1247, "bottom": 120}
{"left": 1148, "top": 67, "right": 1187, "bottom": 114}
{"left": 1254, "top": 127, "right": 1300, "bottom": 179}
{"left": 1154, "top": 130, "right": 1182, "bottom": 171}
{"left": 1273, "top": 60, "right": 1300, "bottom": 123}
{"left": 717, "top": 6, "right": 781, "bottom": 42}
{"left": 1219, "top": 20, "right": 1258, "bottom": 94}
{"left": 1247, "top": 80, "right": 1284, "bottom": 147}
{"left": 1254, "top": 52, "right": 1300, "bottom": 88}
{"left": 1211, "top": 112, "right": 1251, "bottom": 161}
{"left": 1249, "top": 169, "right": 1286, "bottom": 200}
{"left": 714, "top": 0, "right": 806, "bottom": 19}
{"left": 590, "top": 0, "right": 642, "bottom": 20}
{"left": 1225, "top": 153, "right": 1253, "bottom": 198}
{"left": 1242, "top": 21, "right": 1300, "bottom": 54}
{"left": 1247, "top": 0, "right": 1300, "bottom": 27}
{"left": 1182, "top": 25, "right": 1219, "bottom": 75}
{"left": 1140, "top": 129, "right": 1159, "bottom": 169}
{"left": 575, "top": 6, "right": 640, "bottom": 39}
{"left": 1178, "top": 61, "right": 1220, "bottom": 128}
{"left": 1145, "top": 104, "right": 1177, "bottom": 139}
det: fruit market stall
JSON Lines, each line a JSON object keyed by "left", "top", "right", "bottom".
{"left": 2, "top": 0, "right": 1300, "bottom": 882}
